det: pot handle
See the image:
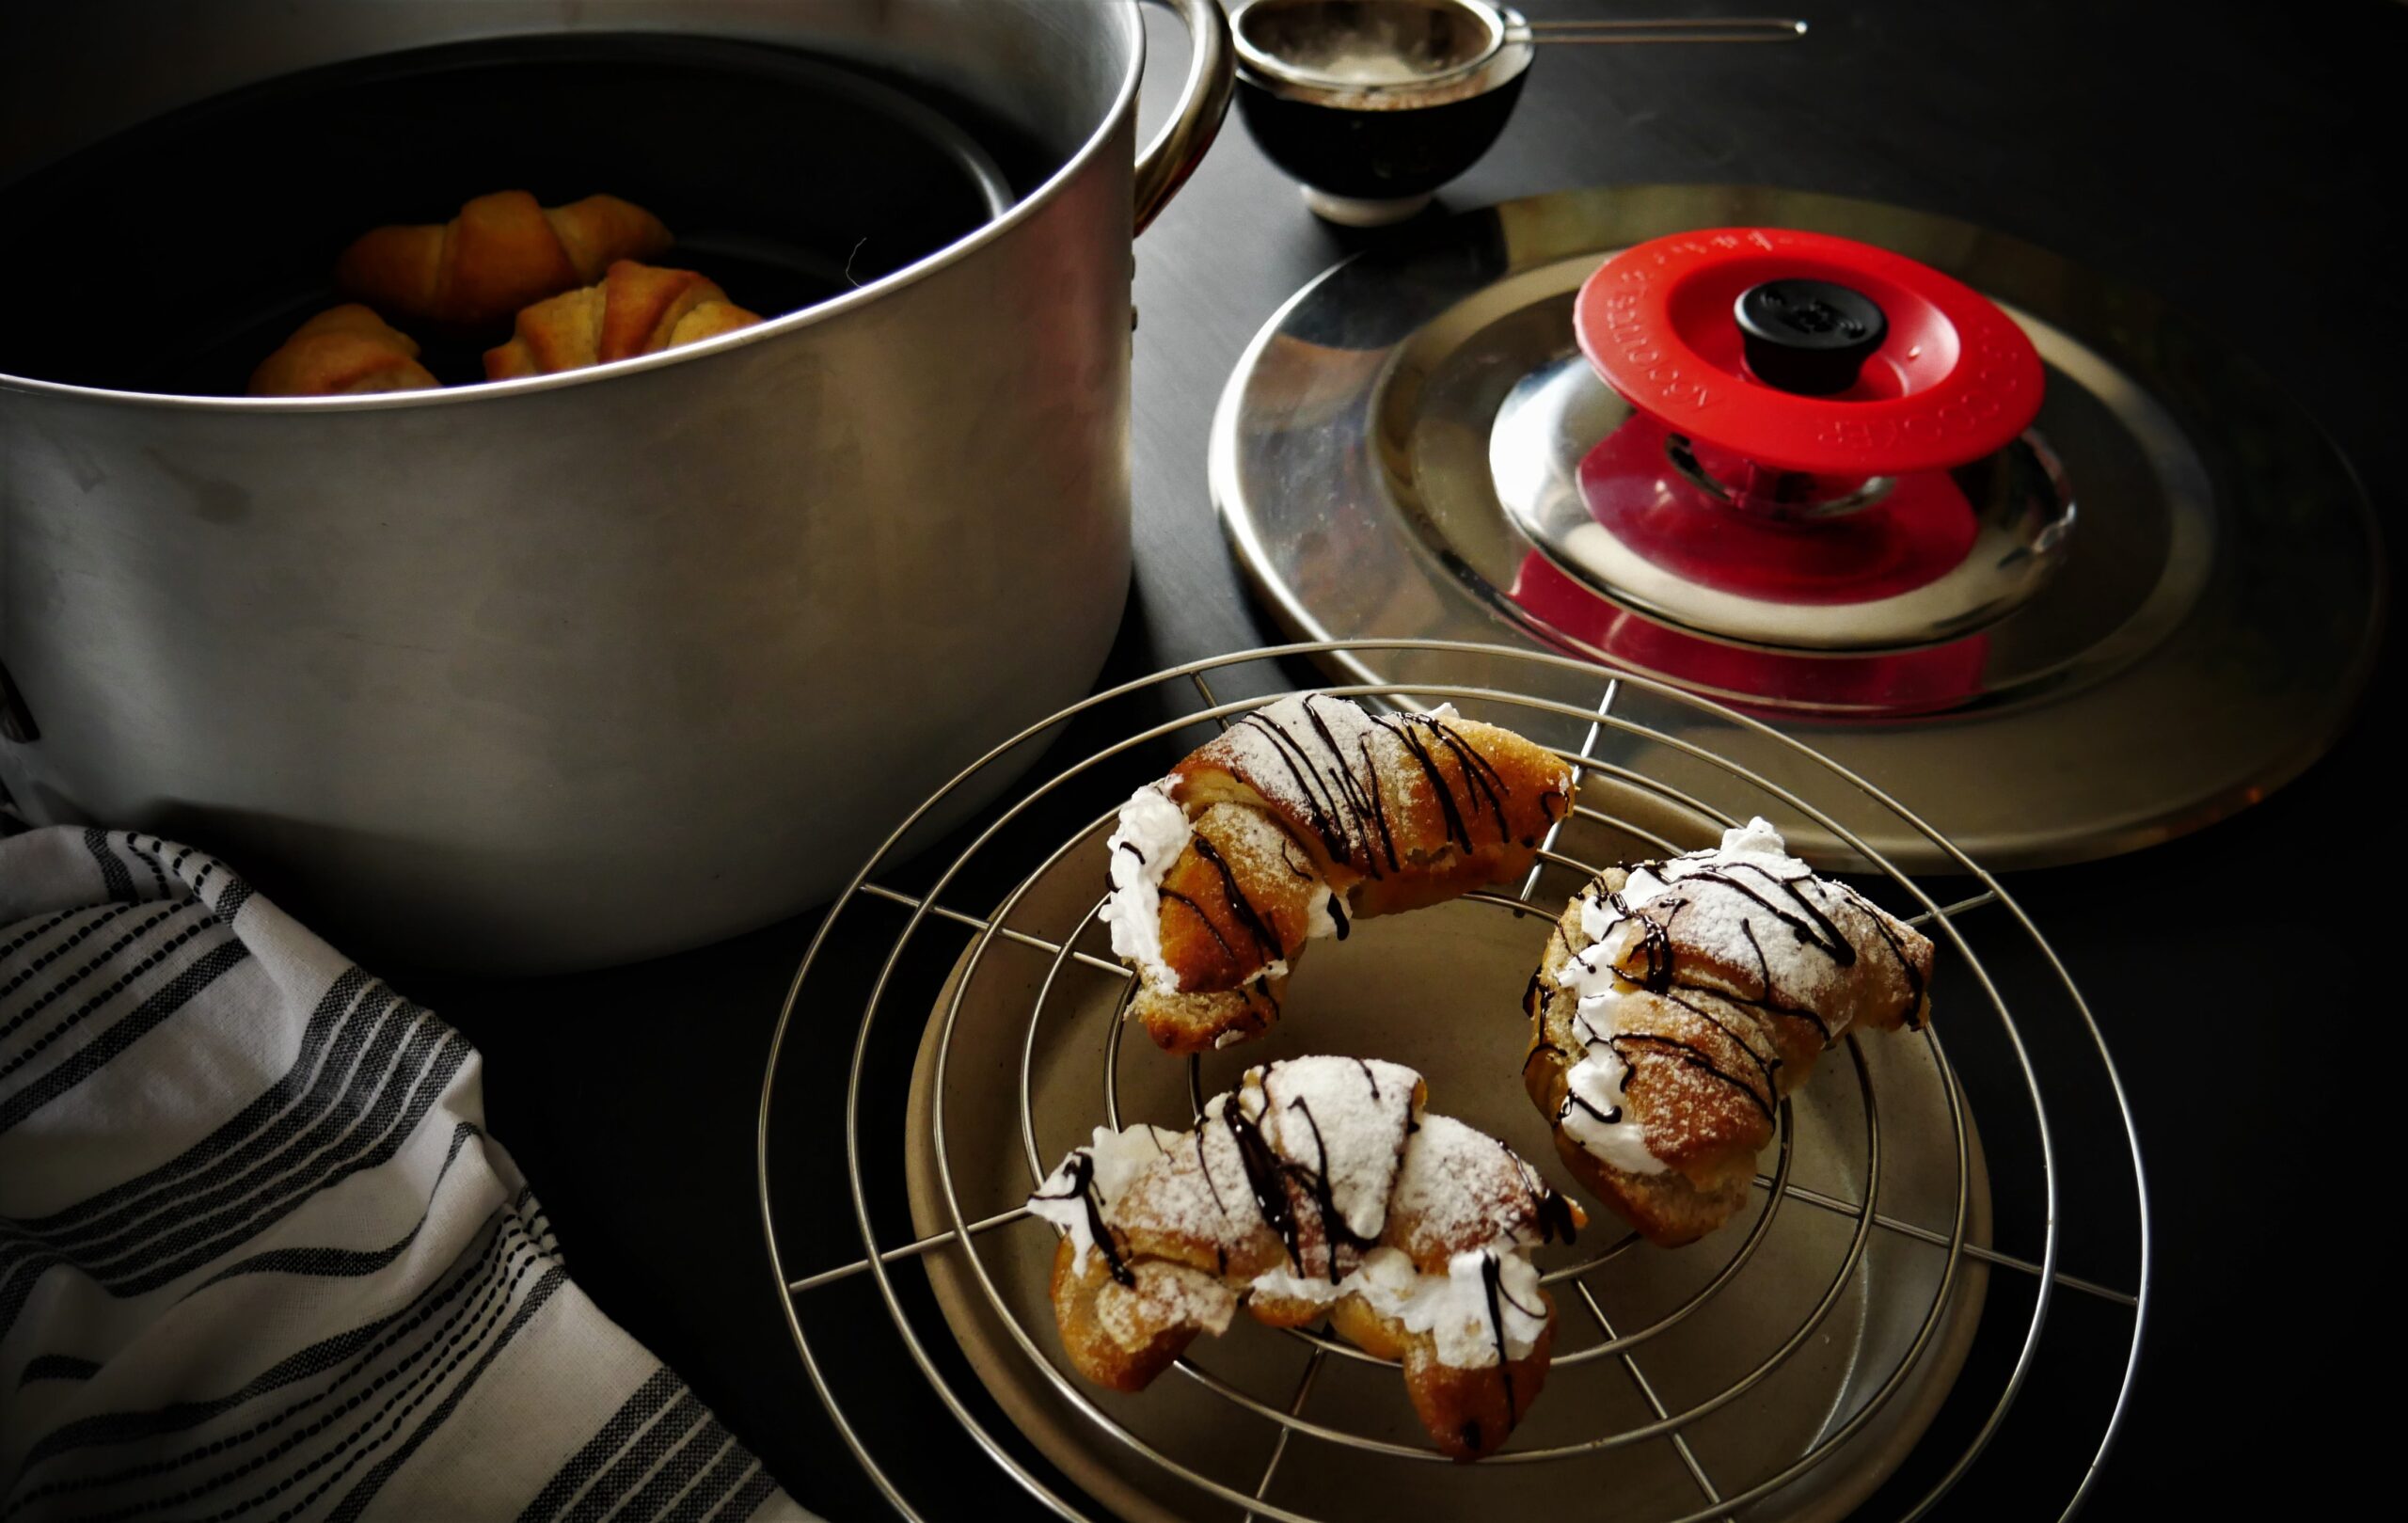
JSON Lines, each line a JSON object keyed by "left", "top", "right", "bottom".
{"left": 1133, "top": 0, "right": 1235, "bottom": 234}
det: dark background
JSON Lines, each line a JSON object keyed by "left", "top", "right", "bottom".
{"left": 415, "top": 3, "right": 2396, "bottom": 1517}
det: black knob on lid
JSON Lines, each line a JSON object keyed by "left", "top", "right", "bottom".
{"left": 1735, "top": 279, "right": 1888, "bottom": 396}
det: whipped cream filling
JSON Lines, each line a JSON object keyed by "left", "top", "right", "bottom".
{"left": 1244, "top": 1246, "right": 1547, "bottom": 1368}
{"left": 1586, "top": 816, "right": 1798, "bottom": 930}
{"left": 1563, "top": 823, "right": 1785, "bottom": 992}
{"left": 1303, "top": 881, "right": 1339, "bottom": 940}
{"left": 1553, "top": 936, "right": 1669, "bottom": 1173}
{"left": 1028, "top": 1123, "right": 1181, "bottom": 1273}
{"left": 1099, "top": 780, "right": 1193, "bottom": 992}
{"left": 1244, "top": 1263, "right": 1347, "bottom": 1307}
{"left": 1558, "top": 1026, "right": 1664, "bottom": 1175}
{"left": 1351, "top": 1245, "right": 1548, "bottom": 1367}
{"left": 1712, "top": 815, "right": 1790, "bottom": 860}
{"left": 1547, "top": 819, "right": 1808, "bottom": 1177}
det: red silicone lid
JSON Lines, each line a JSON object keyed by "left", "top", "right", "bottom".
{"left": 1574, "top": 228, "right": 2044, "bottom": 477}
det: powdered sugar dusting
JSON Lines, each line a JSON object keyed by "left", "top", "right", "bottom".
{"left": 1210, "top": 695, "right": 1380, "bottom": 809}
{"left": 1576, "top": 817, "right": 1916, "bottom": 1035}
{"left": 1191, "top": 694, "right": 1513, "bottom": 874}
{"left": 1038, "top": 1062, "right": 1418, "bottom": 1275}
{"left": 1029, "top": 1123, "right": 1184, "bottom": 1271}
{"left": 1028, "top": 1059, "right": 1574, "bottom": 1372}
{"left": 1208, "top": 801, "right": 1321, "bottom": 891}
{"left": 1109, "top": 1122, "right": 1253, "bottom": 1247}
{"left": 1027, "top": 1059, "right": 1577, "bottom": 1371}
{"left": 1095, "top": 1262, "right": 1236, "bottom": 1350}
{"left": 1390, "top": 1113, "right": 1559, "bottom": 1258}
{"left": 1248, "top": 1055, "right": 1418, "bottom": 1242}
{"left": 1545, "top": 817, "right": 1932, "bottom": 1180}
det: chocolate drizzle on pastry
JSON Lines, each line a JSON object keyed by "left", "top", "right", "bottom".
{"left": 1231, "top": 695, "right": 1538, "bottom": 880}
{"left": 1219, "top": 1103, "right": 1307, "bottom": 1271}
{"left": 1234, "top": 706, "right": 1374, "bottom": 870}
{"left": 1185, "top": 833, "right": 1285, "bottom": 961}
{"left": 1043, "top": 1057, "right": 1579, "bottom": 1285}
{"left": 1218, "top": 1060, "right": 1405, "bottom": 1279}
{"left": 1864, "top": 912, "right": 1931, "bottom": 1024}
{"left": 1028, "top": 1151, "right": 1134, "bottom": 1287}
{"left": 1603, "top": 847, "right": 1928, "bottom": 1033}
{"left": 1107, "top": 696, "right": 1576, "bottom": 1055}
{"left": 1603, "top": 1032, "right": 1776, "bottom": 1124}
{"left": 1032, "top": 1058, "right": 1586, "bottom": 1461}
{"left": 1527, "top": 1161, "right": 1584, "bottom": 1245}
{"left": 1400, "top": 712, "right": 1513, "bottom": 847}
{"left": 1527, "top": 818, "right": 1937, "bottom": 1246}
{"left": 1156, "top": 887, "right": 1239, "bottom": 964}
{"left": 1478, "top": 1249, "right": 1549, "bottom": 1416}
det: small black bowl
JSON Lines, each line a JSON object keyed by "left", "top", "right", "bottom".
{"left": 1231, "top": 0, "right": 1534, "bottom": 225}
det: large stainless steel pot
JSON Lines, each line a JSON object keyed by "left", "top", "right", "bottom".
{"left": 0, "top": 1, "right": 1231, "bottom": 972}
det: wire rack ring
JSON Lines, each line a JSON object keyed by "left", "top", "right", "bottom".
{"left": 757, "top": 639, "right": 2151, "bottom": 1523}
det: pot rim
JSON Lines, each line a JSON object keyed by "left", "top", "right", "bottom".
{"left": 0, "top": 0, "right": 1147, "bottom": 413}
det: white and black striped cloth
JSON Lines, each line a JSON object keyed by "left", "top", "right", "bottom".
{"left": 0, "top": 828, "right": 814, "bottom": 1523}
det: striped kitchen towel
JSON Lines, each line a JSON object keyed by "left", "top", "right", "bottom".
{"left": 0, "top": 828, "right": 814, "bottom": 1523}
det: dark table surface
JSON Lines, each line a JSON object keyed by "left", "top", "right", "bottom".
{"left": 416, "top": 3, "right": 2395, "bottom": 1516}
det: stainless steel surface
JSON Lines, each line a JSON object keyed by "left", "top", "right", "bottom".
{"left": 0, "top": 0, "right": 1236, "bottom": 972}
{"left": 757, "top": 641, "right": 2150, "bottom": 1522}
{"left": 1233, "top": 0, "right": 1534, "bottom": 106}
{"left": 1232, "top": 0, "right": 1802, "bottom": 100}
{"left": 1491, "top": 356, "right": 2079, "bottom": 650}
{"left": 903, "top": 849, "right": 1987, "bottom": 1522}
{"left": 1135, "top": 0, "right": 1236, "bottom": 234}
{"left": 1211, "top": 185, "right": 2383, "bottom": 870}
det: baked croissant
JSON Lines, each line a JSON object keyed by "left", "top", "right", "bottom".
{"left": 336, "top": 190, "right": 673, "bottom": 329}
{"left": 1101, "top": 695, "right": 1576, "bottom": 1054}
{"left": 246, "top": 305, "right": 439, "bottom": 397}
{"left": 1028, "top": 1056, "right": 1583, "bottom": 1461}
{"left": 483, "top": 261, "right": 760, "bottom": 380}
{"left": 1523, "top": 817, "right": 1934, "bottom": 1246}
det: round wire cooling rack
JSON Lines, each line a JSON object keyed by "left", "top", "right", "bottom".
{"left": 758, "top": 640, "right": 2151, "bottom": 1523}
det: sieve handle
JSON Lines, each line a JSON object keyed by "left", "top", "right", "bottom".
{"left": 1512, "top": 16, "right": 1807, "bottom": 45}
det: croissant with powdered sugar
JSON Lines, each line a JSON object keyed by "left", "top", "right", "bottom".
{"left": 1098, "top": 695, "right": 1576, "bottom": 1054}
{"left": 1523, "top": 817, "right": 1934, "bottom": 1246}
{"left": 1029, "top": 1056, "right": 1583, "bottom": 1461}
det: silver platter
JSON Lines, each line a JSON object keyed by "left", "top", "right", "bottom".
{"left": 757, "top": 643, "right": 2150, "bottom": 1523}
{"left": 1210, "top": 184, "right": 2384, "bottom": 870}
